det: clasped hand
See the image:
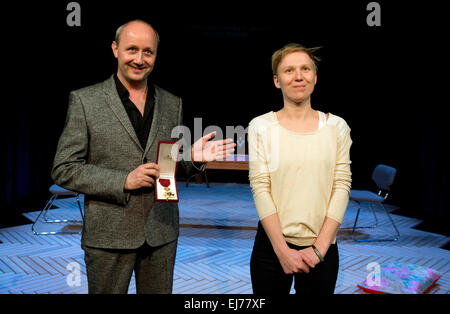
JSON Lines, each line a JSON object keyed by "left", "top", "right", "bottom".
{"left": 278, "top": 246, "right": 321, "bottom": 275}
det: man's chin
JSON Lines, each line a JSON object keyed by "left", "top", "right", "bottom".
{"left": 126, "top": 72, "right": 150, "bottom": 83}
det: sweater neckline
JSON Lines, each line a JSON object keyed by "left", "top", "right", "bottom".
{"left": 271, "top": 111, "right": 329, "bottom": 136}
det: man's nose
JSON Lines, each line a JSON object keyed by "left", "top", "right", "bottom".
{"left": 134, "top": 53, "right": 144, "bottom": 65}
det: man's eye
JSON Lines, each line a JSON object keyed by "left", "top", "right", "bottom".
{"left": 302, "top": 67, "right": 310, "bottom": 71}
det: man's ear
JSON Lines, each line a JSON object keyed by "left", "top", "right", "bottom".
{"left": 273, "top": 75, "right": 281, "bottom": 89}
{"left": 111, "top": 41, "right": 119, "bottom": 58}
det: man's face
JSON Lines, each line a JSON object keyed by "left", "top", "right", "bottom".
{"left": 112, "top": 22, "right": 158, "bottom": 84}
{"left": 274, "top": 51, "right": 317, "bottom": 104}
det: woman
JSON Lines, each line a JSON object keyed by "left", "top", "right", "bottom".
{"left": 248, "top": 43, "right": 352, "bottom": 294}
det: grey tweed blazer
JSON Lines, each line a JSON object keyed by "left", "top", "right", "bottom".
{"left": 52, "top": 75, "right": 200, "bottom": 249}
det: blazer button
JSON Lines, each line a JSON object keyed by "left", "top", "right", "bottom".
{"left": 143, "top": 157, "right": 148, "bottom": 163}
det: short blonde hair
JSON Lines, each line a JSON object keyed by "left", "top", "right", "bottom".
{"left": 271, "top": 43, "right": 321, "bottom": 76}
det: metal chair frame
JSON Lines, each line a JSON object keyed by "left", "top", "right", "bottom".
{"left": 351, "top": 190, "right": 400, "bottom": 242}
{"left": 32, "top": 186, "right": 84, "bottom": 235}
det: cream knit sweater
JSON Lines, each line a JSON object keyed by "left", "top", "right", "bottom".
{"left": 248, "top": 111, "right": 352, "bottom": 246}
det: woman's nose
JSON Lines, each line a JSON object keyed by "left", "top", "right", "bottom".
{"left": 294, "top": 69, "right": 303, "bottom": 80}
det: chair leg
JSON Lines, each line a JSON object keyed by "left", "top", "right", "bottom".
{"left": 32, "top": 200, "right": 51, "bottom": 235}
{"left": 43, "top": 195, "right": 83, "bottom": 223}
{"left": 382, "top": 204, "right": 400, "bottom": 241}
{"left": 32, "top": 194, "right": 83, "bottom": 235}
{"left": 41, "top": 194, "right": 57, "bottom": 222}
{"left": 204, "top": 170, "right": 210, "bottom": 188}
{"left": 342, "top": 201, "right": 378, "bottom": 229}
{"left": 76, "top": 194, "right": 84, "bottom": 223}
{"left": 351, "top": 206, "right": 361, "bottom": 241}
{"left": 368, "top": 202, "right": 379, "bottom": 228}
{"left": 353, "top": 203, "right": 400, "bottom": 242}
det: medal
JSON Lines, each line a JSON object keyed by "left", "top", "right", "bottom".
{"left": 160, "top": 178, "right": 175, "bottom": 199}
{"left": 159, "top": 179, "right": 170, "bottom": 187}
{"left": 163, "top": 191, "right": 175, "bottom": 199}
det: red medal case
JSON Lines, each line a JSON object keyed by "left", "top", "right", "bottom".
{"left": 155, "top": 141, "right": 180, "bottom": 202}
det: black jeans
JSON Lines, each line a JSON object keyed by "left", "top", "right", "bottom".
{"left": 250, "top": 222, "right": 339, "bottom": 295}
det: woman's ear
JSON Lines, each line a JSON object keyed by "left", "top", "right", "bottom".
{"left": 273, "top": 75, "right": 281, "bottom": 89}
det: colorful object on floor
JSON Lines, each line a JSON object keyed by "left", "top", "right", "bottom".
{"left": 358, "top": 262, "right": 442, "bottom": 294}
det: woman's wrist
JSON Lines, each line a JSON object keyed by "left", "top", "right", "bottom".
{"left": 311, "top": 244, "right": 325, "bottom": 263}
{"left": 273, "top": 241, "right": 290, "bottom": 257}
{"left": 312, "top": 241, "right": 328, "bottom": 258}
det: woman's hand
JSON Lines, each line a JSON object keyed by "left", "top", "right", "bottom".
{"left": 299, "top": 247, "right": 321, "bottom": 268}
{"left": 276, "top": 247, "right": 311, "bottom": 275}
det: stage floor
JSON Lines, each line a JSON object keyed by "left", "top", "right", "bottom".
{"left": 1, "top": 182, "right": 449, "bottom": 294}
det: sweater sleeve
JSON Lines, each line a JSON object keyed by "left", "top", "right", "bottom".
{"left": 248, "top": 119, "right": 278, "bottom": 220}
{"left": 326, "top": 119, "right": 353, "bottom": 224}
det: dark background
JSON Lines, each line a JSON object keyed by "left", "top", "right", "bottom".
{"left": 1, "top": 1, "right": 448, "bottom": 235}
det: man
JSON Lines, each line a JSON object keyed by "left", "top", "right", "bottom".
{"left": 52, "top": 19, "right": 235, "bottom": 293}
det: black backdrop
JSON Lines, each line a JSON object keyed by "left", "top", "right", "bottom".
{"left": 1, "top": 1, "right": 448, "bottom": 233}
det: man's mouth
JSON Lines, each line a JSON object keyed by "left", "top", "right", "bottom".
{"left": 129, "top": 65, "right": 146, "bottom": 71}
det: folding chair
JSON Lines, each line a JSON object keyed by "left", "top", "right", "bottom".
{"left": 350, "top": 164, "right": 400, "bottom": 242}
{"left": 32, "top": 184, "right": 84, "bottom": 235}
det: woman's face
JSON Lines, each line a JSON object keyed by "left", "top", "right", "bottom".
{"left": 274, "top": 51, "right": 317, "bottom": 105}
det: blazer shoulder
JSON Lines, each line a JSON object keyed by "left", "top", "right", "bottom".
{"left": 70, "top": 77, "right": 109, "bottom": 100}
{"left": 155, "top": 85, "right": 181, "bottom": 104}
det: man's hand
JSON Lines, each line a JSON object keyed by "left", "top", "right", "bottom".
{"left": 124, "top": 163, "right": 160, "bottom": 190}
{"left": 191, "top": 131, "right": 236, "bottom": 162}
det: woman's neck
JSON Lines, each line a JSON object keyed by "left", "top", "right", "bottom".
{"left": 279, "top": 99, "right": 315, "bottom": 121}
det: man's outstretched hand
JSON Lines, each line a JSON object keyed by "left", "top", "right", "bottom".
{"left": 191, "top": 131, "right": 236, "bottom": 162}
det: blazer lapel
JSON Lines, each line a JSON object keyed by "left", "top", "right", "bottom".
{"left": 103, "top": 75, "right": 143, "bottom": 152}
{"left": 144, "top": 85, "right": 162, "bottom": 155}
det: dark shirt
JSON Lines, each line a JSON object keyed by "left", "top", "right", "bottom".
{"left": 114, "top": 74, "right": 155, "bottom": 149}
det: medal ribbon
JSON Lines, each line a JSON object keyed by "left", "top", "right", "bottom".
{"left": 159, "top": 179, "right": 170, "bottom": 187}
